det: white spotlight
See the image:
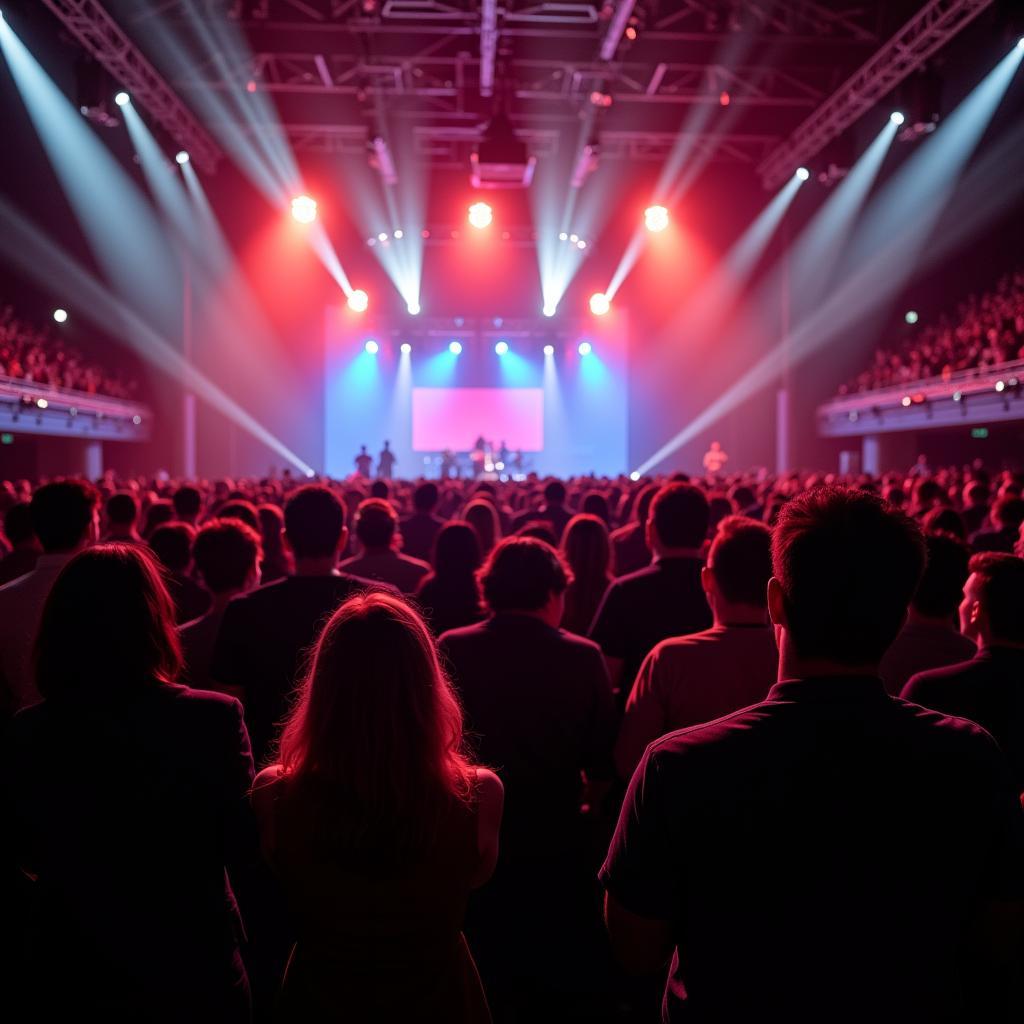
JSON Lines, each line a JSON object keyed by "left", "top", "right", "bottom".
{"left": 630, "top": 471, "right": 641, "bottom": 482}
{"left": 449, "top": 341, "right": 463, "bottom": 355}
{"left": 1017, "top": 37, "right": 1024, "bottom": 50}
{"left": 543, "top": 303, "right": 556, "bottom": 318}
{"left": 394, "top": 229, "right": 404, "bottom": 239}
{"left": 543, "top": 344, "right": 555, "bottom": 356}
{"left": 364, "top": 340, "right": 379, "bottom": 355}
{"left": 558, "top": 232, "right": 568, "bottom": 241}
{"left": 348, "top": 289, "right": 369, "bottom": 312}
{"left": 890, "top": 111, "right": 905, "bottom": 125}
{"left": 114, "top": 91, "right": 130, "bottom": 107}
{"left": 495, "top": 341, "right": 509, "bottom": 355}
{"left": 400, "top": 343, "right": 412, "bottom": 354}
{"left": 468, "top": 201, "right": 493, "bottom": 229}
{"left": 378, "top": 232, "right": 389, "bottom": 242}
{"left": 589, "top": 292, "right": 610, "bottom": 316}
{"left": 644, "top": 205, "right": 669, "bottom": 233}
{"left": 52, "top": 308, "right": 68, "bottom": 323}
{"left": 407, "top": 300, "right": 421, "bottom": 316}
{"left": 175, "top": 151, "right": 190, "bottom": 165}
{"left": 291, "top": 195, "right": 318, "bottom": 223}
{"left": 796, "top": 167, "right": 810, "bottom": 181}
{"left": 578, "top": 341, "right": 593, "bottom": 356}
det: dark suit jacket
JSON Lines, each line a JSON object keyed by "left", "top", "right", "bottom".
{"left": 6, "top": 684, "right": 255, "bottom": 1020}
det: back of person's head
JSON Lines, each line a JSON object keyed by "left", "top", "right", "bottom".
{"left": 707, "top": 494, "right": 732, "bottom": 534}
{"left": 543, "top": 479, "right": 567, "bottom": 506}
{"left": 562, "top": 513, "right": 611, "bottom": 584}
{"left": 431, "top": 521, "right": 481, "bottom": 578}
{"left": 217, "top": 498, "right": 259, "bottom": 532}
{"left": 964, "top": 481, "right": 989, "bottom": 507}
{"left": 922, "top": 505, "right": 967, "bottom": 541}
{"left": 258, "top": 502, "right": 286, "bottom": 550}
{"left": 105, "top": 491, "right": 138, "bottom": 528}
{"left": 772, "top": 487, "right": 925, "bottom": 665}
{"left": 883, "top": 485, "right": 906, "bottom": 508}
{"left": 3, "top": 501, "right": 36, "bottom": 548}
{"left": 193, "top": 518, "right": 262, "bottom": 595}
{"left": 148, "top": 522, "right": 195, "bottom": 574}
{"left": 464, "top": 499, "right": 501, "bottom": 554}
{"left": 479, "top": 536, "right": 570, "bottom": 613}
{"left": 142, "top": 499, "right": 174, "bottom": 538}
{"left": 912, "top": 534, "right": 970, "bottom": 620}
{"left": 30, "top": 479, "right": 98, "bottom": 553}
{"left": 993, "top": 496, "right": 1024, "bottom": 532}
{"left": 649, "top": 482, "right": 710, "bottom": 550}
{"left": 728, "top": 484, "right": 756, "bottom": 513}
{"left": 707, "top": 516, "right": 772, "bottom": 608}
{"left": 413, "top": 481, "right": 439, "bottom": 514}
{"left": 912, "top": 478, "right": 943, "bottom": 510}
{"left": 581, "top": 491, "right": 610, "bottom": 525}
{"left": 277, "top": 592, "right": 473, "bottom": 860}
{"left": 966, "top": 552, "right": 1024, "bottom": 644}
{"left": 172, "top": 484, "right": 202, "bottom": 520}
{"left": 285, "top": 485, "right": 345, "bottom": 559}
{"left": 633, "top": 483, "right": 658, "bottom": 526}
{"left": 35, "top": 543, "right": 181, "bottom": 699}
{"left": 355, "top": 497, "right": 397, "bottom": 549}
{"left": 370, "top": 479, "right": 390, "bottom": 500}
{"left": 516, "top": 520, "right": 559, "bottom": 546}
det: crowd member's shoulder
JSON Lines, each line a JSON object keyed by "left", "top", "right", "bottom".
{"left": 893, "top": 692, "right": 1003, "bottom": 755}
{"left": 900, "top": 656, "right": 979, "bottom": 702}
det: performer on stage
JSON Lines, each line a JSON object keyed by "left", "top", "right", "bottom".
{"left": 440, "top": 449, "right": 457, "bottom": 480}
{"left": 378, "top": 440, "right": 396, "bottom": 480}
{"left": 469, "top": 436, "right": 487, "bottom": 478}
{"left": 355, "top": 445, "right": 372, "bottom": 478}
{"left": 702, "top": 440, "right": 729, "bottom": 475}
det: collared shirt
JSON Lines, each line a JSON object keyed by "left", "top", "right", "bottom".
{"left": 615, "top": 623, "right": 778, "bottom": 777}
{"left": 601, "top": 675, "right": 1024, "bottom": 1023}
{"left": 0, "top": 552, "right": 75, "bottom": 711}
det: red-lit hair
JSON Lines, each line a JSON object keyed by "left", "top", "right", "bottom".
{"left": 277, "top": 592, "right": 475, "bottom": 860}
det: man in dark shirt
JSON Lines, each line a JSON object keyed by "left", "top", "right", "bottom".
{"left": 439, "top": 536, "right": 615, "bottom": 1010}
{"left": 602, "top": 488, "right": 1024, "bottom": 1023}
{"left": 398, "top": 481, "right": 446, "bottom": 562}
{"left": 0, "top": 502, "right": 40, "bottom": 586}
{"left": 610, "top": 483, "right": 656, "bottom": 576}
{"left": 589, "top": 482, "right": 712, "bottom": 703}
{"left": 509, "top": 478, "right": 572, "bottom": 539}
{"left": 211, "top": 485, "right": 386, "bottom": 766}
{"left": 903, "top": 552, "right": 1024, "bottom": 793}
{"left": 971, "top": 495, "right": 1024, "bottom": 553}
{"left": 340, "top": 497, "right": 431, "bottom": 594}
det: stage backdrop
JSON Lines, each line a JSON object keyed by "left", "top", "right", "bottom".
{"left": 324, "top": 307, "right": 629, "bottom": 479}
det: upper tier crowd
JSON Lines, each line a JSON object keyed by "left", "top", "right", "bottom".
{"left": 1, "top": 464, "right": 1023, "bottom": 1022}
{"left": 840, "top": 268, "right": 1024, "bottom": 394}
{"left": 0, "top": 304, "right": 140, "bottom": 401}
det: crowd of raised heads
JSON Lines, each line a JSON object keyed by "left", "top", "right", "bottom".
{"left": 0, "top": 303, "right": 141, "bottom": 400}
{"left": 839, "top": 267, "right": 1024, "bottom": 395}
{"left": 2, "top": 462, "right": 1023, "bottom": 1022}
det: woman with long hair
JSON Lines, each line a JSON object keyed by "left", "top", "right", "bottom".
{"left": 8, "top": 544, "right": 254, "bottom": 1022}
{"left": 463, "top": 498, "right": 502, "bottom": 556}
{"left": 252, "top": 592, "right": 503, "bottom": 1021}
{"left": 415, "top": 521, "right": 486, "bottom": 636}
{"left": 560, "top": 513, "right": 613, "bottom": 635}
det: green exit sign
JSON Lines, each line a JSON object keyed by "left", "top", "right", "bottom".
{"left": 0, "top": 433, "right": 13, "bottom": 445}
{"left": 971, "top": 427, "right": 989, "bottom": 439}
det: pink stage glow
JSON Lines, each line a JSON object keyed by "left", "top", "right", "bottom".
{"left": 412, "top": 388, "right": 544, "bottom": 451}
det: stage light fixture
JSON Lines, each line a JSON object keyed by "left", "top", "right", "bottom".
{"left": 558, "top": 232, "right": 568, "bottom": 241}
{"left": 630, "top": 471, "right": 641, "bottom": 481}
{"left": 495, "top": 341, "right": 509, "bottom": 355}
{"left": 589, "top": 292, "right": 610, "bottom": 316}
{"left": 890, "top": 111, "right": 905, "bottom": 125}
{"left": 796, "top": 167, "right": 810, "bottom": 181}
{"left": 578, "top": 341, "right": 593, "bottom": 356}
{"left": 37, "top": 398, "right": 49, "bottom": 410}
{"left": 995, "top": 380, "right": 1006, "bottom": 392}
{"left": 407, "top": 301, "right": 421, "bottom": 315}
{"left": 644, "top": 205, "right": 669, "bottom": 233}
{"left": 1017, "top": 37, "right": 1023, "bottom": 50}
{"left": 901, "top": 395, "right": 912, "bottom": 407}
{"left": 348, "top": 289, "right": 369, "bottom": 312}
{"left": 377, "top": 232, "right": 388, "bottom": 242}
{"left": 570, "top": 234, "right": 579, "bottom": 243}
{"left": 543, "top": 344, "right": 555, "bottom": 356}
{"left": 400, "top": 343, "right": 412, "bottom": 354}
{"left": 543, "top": 303, "right": 556, "bottom": 318}
{"left": 468, "top": 201, "right": 493, "bottom": 229}
{"left": 394, "top": 229, "right": 404, "bottom": 239}
{"left": 52, "top": 308, "right": 68, "bottom": 323}
{"left": 577, "top": 239, "right": 587, "bottom": 250}
{"left": 175, "top": 151, "right": 190, "bottom": 165}
{"left": 905, "top": 310, "right": 919, "bottom": 324}
{"left": 114, "top": 91, "right": 129, "bottom": 107}
{"left": 291, "top": 195, "right": 317, "bottom": 224}
{"left": 449, "top": 341, "right": 463, "bottom": 355}
{"left": 364, "top": 340, "right": 379, "bottom": 355}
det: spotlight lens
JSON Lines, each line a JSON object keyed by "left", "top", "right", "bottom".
{"left": 905, "top": 310, "right": 919, "bottom": 324}
{"left": 365, "top": 340, "right": 379, "bottom": 355}
{"left": 630, "top": 471, "right": 641, "bottom": 482}
{"left": 393, "top": 229, "right": 404, "bottom": 239}
{"left": 543, "top": 304, "right": 556, "bottom": 318}
{"left": 578, "top": 341, "right": 593, "bottom": 356}
{"left": 589, "top": 292, "right": 611, "bottom": 316}
{"left": 400, "top": 343, "right": 412, "bottom": 354}
{"left": 796, "top": 167, "right": 810, "bottom": 181}
{"left": 348, "top": 289, "right": 369, "bottom": 312}
{"left": 114, "top": 91, "right": 130, "bottom": 107}
{"left": 558, "top": 232, "right": 568, "bottom": 241}
{"left": 175, "top": 151, "right": 190, "bottom": 165}
{"left": 577, "top": 240, "right": 587, "bottom": 250}
{"left": 543, "top": 344, "right": 555, "bottom": 356}
{"left": 644, "top": 205, "right": 669, "bottom": 232}
{"left": 37, "top": 398, "right": 49, "bottom": 410}
{"left": 468, "top": 201, "right": 493, "bottom": 229}
{"left": 449, "top": 341, "right": 463, "bottom": 355}
{"left": 1017, "top": 37, "right": 1023, "bottom": 50}
{"left": 52, "top": 308, "right": 68, "bottom": 324}
{"left": 407, "top": 301, "right": 421, "bottom": 316}
{"left": 495, "top": 341, "right": 509, "bottom": 355}
{"left": 995, "top": 380, "right": 1006, "bottom": 392}
{"left": 291, "top": 195, "right": 318, "bottom": 223}
{"left": 890, "top": 111, "right": 905, "bottom": 125}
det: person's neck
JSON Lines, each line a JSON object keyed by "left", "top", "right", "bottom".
{"left": 494, "top": 607, "right": 555, "bottom": 627}
{"left": 108, "top": 526, "right": 138, "bottom": 540}
{"left": 209, "top": 589, "right": 245, "bottom": 615}
{"left": 905, "top": 607, "right": 958, "bottom": 630}
{"left": 713, "top": 602, "right": 768, "bottom": 628}
{"left": 293, "top": 556, "right": 339, "bottom": 576}
{"left": 777, "top": 634, "right": 879, "bottom": 681}
{"left": 359, "top": 544, "right": 394, "bottom": 558}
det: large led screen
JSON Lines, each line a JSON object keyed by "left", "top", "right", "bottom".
{"left": 411, "top": 387, "right": 544, "bottom": 451}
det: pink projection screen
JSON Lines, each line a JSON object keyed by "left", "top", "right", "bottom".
{"left": 412, "top": 388, "right": 544, "bottom": 451}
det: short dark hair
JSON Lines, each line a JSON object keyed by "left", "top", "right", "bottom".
{"left": 30, "top": 479, "right": 99, "bottom": 553}
{"left": 105, "top": 491, "right": 139, "bottom": 527}
{"left": 993, "top": 496, "right": 1024, "bottom": 531}
{"left": 193, "top": 519, "right": 262, "bottom": 594}
{"left": 355, "top": 497, "right": 397, "bottom": 548}
{"left": 148, "top": 522, "right": 196, "bottom": 573}
{"left": 913, "top": 534, "right": 970, "bottom": 619}
{"left": 479, "top": 536, "right": 570, "bottom": 612}
{"left": 217, "top": 499, "right": 259, "bottom": 532}
{"left": 370, "top": 480, "right": 391, "bottom": 500}
{"left": 772, "top": 487, "right": 925, "bottom": 665}
{"left": 172, "top": 485, "right": 202, "bottom": 519}
{"left": 3, "top": 501, "right": 35, "bottom": 546}
{"left": 969, "top": 552, "right": 1024, "bottom": 644}
{"left": 543, "top": 479, "right": 567, "bottom": 505}
{"left": 516, "top": 521, "right": 559, "bottom": 547}
{"left": 284, "top": 485, "right": 346, "bottom": 559}
{"left": 650, "top": 483, "right": 710, "bottom": 549}
{"left": 708, "top": 516, "right": 772, "bottom": 608}
{"left": 413, "top": 482, "right": 439, "bottom": 513}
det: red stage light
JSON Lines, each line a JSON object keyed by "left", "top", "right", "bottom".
{"left": 468, "top": 201, "right": 493, "bottom": 229}
{"left": 589, "top": 292, "right": 611, "bottom": 316}
{"left": 348, "top": 289, "right": 369, "bottom": 312}
{"left": 291, "top": 195, "right": 317, "bottom": 224}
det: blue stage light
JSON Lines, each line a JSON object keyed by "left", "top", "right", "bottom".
{"left": 364, "top": 340, "right": 379, "bottom": 354}
{"left": 449, "top": 341, "right": 463, "bottom": 355}
{"left": 578, "top": 341, "right": 592, "bottom": 356}
{"left": 495, "top": 341, "right": 509, "bottom": 355}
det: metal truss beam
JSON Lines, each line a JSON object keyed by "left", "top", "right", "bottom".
{"left": 757, "top": 0, "right": 995, "bottom": 189}
{"left": 40, "top": 0, "right": 223, "bottom": 173}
